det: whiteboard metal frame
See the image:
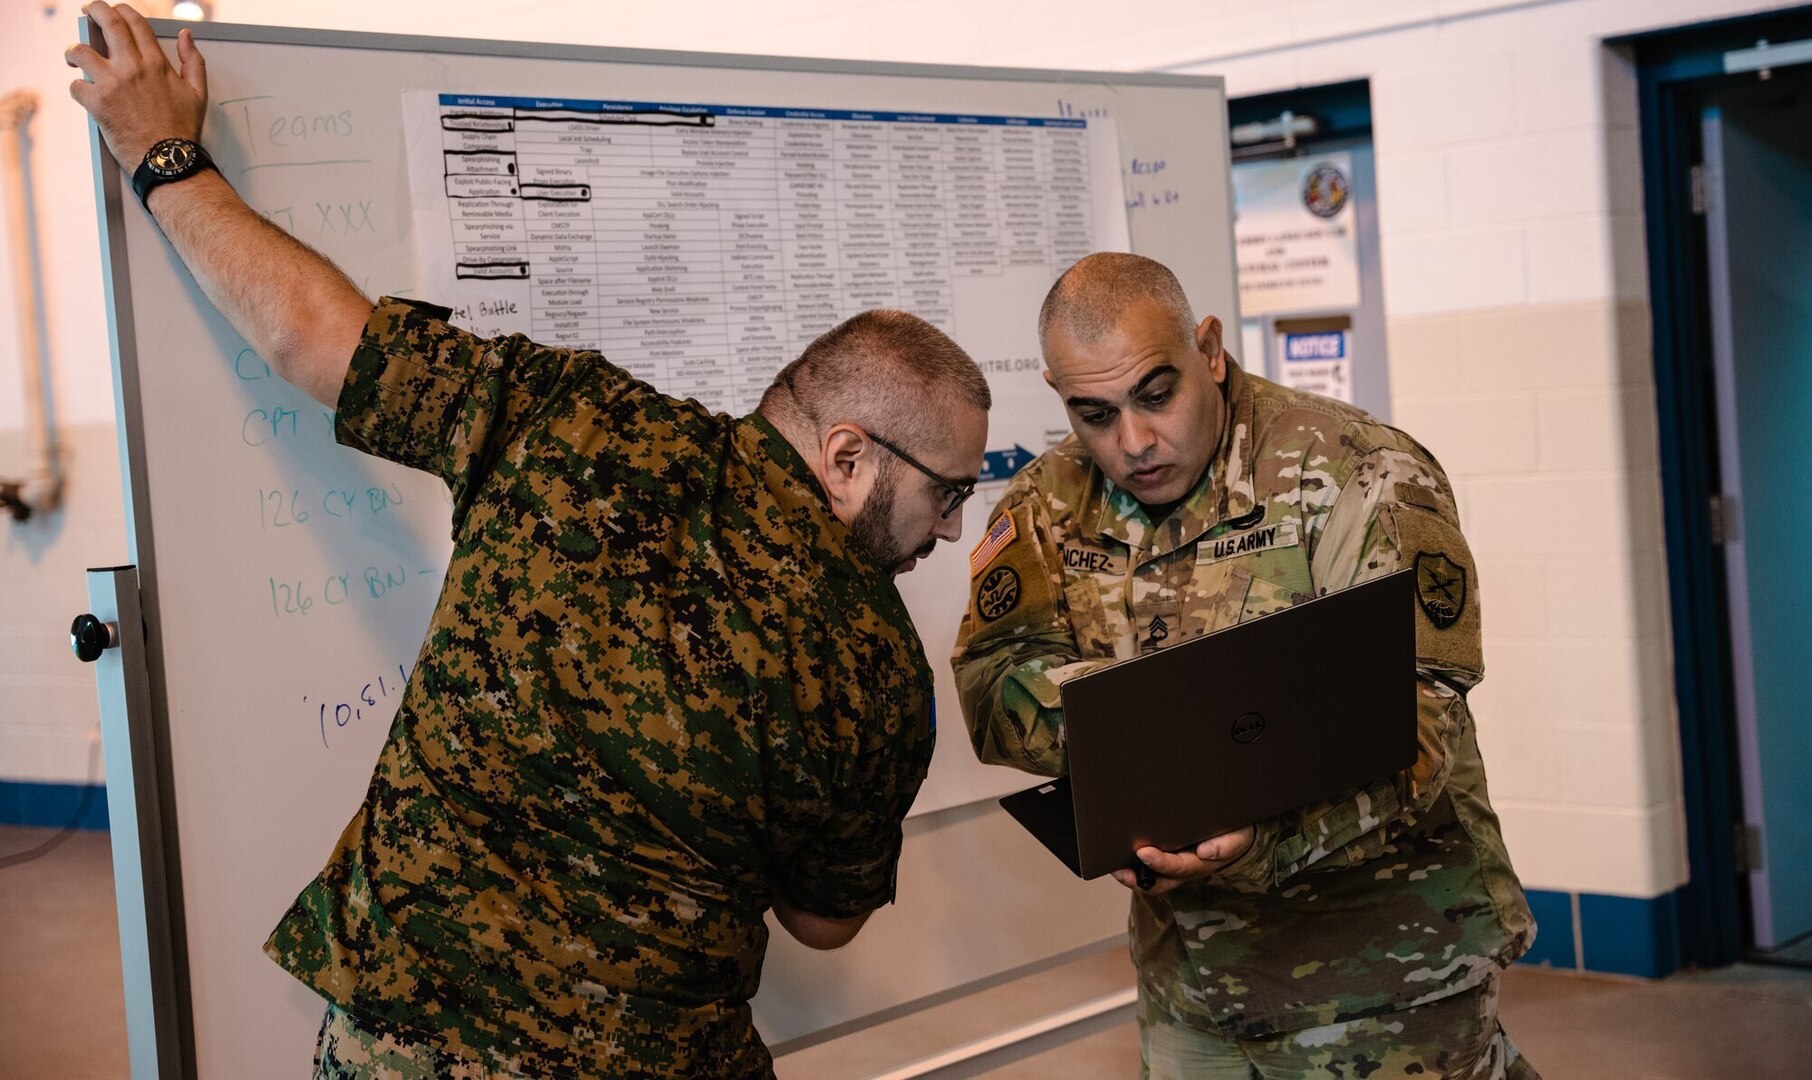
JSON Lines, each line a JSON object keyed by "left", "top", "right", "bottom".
{"left": 146, "top": 18, "right": 1224, "bottom": 89}
{"left": 84, "top": 566, "right": 189, "bottom": 1079}
{"left": 873, "top": 987, "right": 1138, "bottom": 1080}
{"left": 87, "top": 17, "right": 1228, "bottom": 1077}
{"left": 84, "top": 15, "right": 199, "bottom": 1077}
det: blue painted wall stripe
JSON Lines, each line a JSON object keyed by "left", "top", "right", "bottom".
{"left": 1517, "top": 888, "right": 1579, "bottom": 969}
{"left": 1579, "top": 891, "right": 1682, "bottom": 979}
{"left": 1515, "top": 886, "right": 1684, "bottom": 978}
{"left": 0, "top": 780, "right": 110, "bottom": 831}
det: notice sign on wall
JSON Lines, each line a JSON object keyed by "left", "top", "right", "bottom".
{"left": 1232, "top": 152, "right": 1360, "bottom": 317}
{"left": 1276, "top": 316, "right": 1354, "bottom": 403}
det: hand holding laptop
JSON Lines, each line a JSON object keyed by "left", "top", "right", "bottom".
{"left": 996, "top": 572, "right": 1417, "bottom": 882}
{"left": 1109, "top": 825, "right": 1255, "bottom": 895}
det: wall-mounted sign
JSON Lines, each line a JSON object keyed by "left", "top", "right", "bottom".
{"left": 1232, "top": 152, "right": 1361, "bottom": 317}
{"left": 1275, "top": 316, "right": 1354, "bottom": 403}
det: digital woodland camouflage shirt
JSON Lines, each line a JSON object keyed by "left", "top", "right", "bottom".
{"left": 954, "top": 360, "right": 1533, "bottom": 1039}
{"left": 265, "top": 298, "right": 935, "bottom": 1079}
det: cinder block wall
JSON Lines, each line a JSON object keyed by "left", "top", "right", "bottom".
{"left": 3, "top": 0, "right": 1790, "bottom": 973}
{"left": 1, "top": 6, "right": 125, "bottom": 825}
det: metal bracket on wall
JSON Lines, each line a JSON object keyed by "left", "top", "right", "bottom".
{"left": 1734, "top": 823, "right": 1765, "bottom": 873}
{"left": 1708, "top": 493, "right": 1739, "bottom": 545}
{"left": 1724, "top": 37, "right": 1812, "bottom": 78}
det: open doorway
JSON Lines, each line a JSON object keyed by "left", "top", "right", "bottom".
{"left": 1624, "top": 7, "right": 1812, "bottom": 969}
{"left": 1699, "top": 62, "right": 1812, "bottom": 964}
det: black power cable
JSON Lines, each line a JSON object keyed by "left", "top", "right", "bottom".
{"left": 0, "top": 737, "right": 104, "bottom": 871}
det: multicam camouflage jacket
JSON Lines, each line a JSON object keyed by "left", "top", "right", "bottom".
{"left": 266, "top": 298, "right": 935, "bottom": 1079}
{"left": 953, "top": 360, "right": 1533, "bottom": 1039}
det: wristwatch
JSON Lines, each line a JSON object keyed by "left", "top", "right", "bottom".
{"left": 132, "top": 138, "right": 217, "bottom": 212}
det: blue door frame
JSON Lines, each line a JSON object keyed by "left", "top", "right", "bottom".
{"left": 1616, "top": 5, "right": 1812, "bottom": 969}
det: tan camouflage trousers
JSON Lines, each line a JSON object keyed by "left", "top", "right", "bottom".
{"left": 312, "top": 1005, "right": 518, "bottom": 1080}
{"left": 1139, "top": 976, "right": 1539, "bottom": 1080}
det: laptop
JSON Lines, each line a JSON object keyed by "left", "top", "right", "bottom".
{"left": 999, "top": 568, "right": 1417, "bottom": 879}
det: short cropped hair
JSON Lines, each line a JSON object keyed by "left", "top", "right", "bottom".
{"left": 1038, "top": 252, "right": 1195, "bottom": 349}
{"left": 760, "top": 310, "right": 990, "bottom": 448}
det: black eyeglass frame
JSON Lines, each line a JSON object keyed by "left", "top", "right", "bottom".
{"left": 866, "top": 432, "right": 976, "bottom": 519}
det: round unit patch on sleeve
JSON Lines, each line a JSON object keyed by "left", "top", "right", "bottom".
{"left": 1414, "top": 551, "right": 1467, "bottom": 629}
{"left": 976, "top": 565, "right": 1022, "bottom": 622}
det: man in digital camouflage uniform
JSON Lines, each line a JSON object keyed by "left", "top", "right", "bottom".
{"left": 954, "top": 253, "right": 1538, "bottom": 1079}
{"left": 71, "top": 8, "right": 990, "bottom": 1076}
{"left": 270, "top": 297, "right": 985, "bottom": 1080}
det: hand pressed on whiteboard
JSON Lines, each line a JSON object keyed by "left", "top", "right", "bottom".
{"left": 62, "top": 3, "right": 370, "bottom": 409}
{"left": 65, "top": 3, "right": 206, "bottom": 173}
{"left": 1109, "top": 826, "right": 1256, "bottom": 896}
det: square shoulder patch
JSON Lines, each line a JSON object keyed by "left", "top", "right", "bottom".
{"left": 1385, "top": 503, "right": 1483, "bottom": 677}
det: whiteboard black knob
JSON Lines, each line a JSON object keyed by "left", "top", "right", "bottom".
{"left": 70, "top": 613, "right": 119, "bottom": 663}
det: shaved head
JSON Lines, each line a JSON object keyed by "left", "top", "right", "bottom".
{"left": 1038, "top": 252, "right": 1196, "bottom": 354}
{"left": 1035, "top": 252, "right": 1229, "bottom": 507}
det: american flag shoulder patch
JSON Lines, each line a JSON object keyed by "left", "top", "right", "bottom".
{"left": 969, "top": 512, "right": 1017, "bottom": 577}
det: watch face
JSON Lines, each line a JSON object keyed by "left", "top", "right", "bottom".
{"left": 148, "top": 140, "right": 198, "bottom": 178}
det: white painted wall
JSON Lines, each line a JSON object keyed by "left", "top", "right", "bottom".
{"left": 1, "top": 4, "right": 127, "bottom": 788}
{"left": 2, "top": 0, "right": 1794, "bottom": 897}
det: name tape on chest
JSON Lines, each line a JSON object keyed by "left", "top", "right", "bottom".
{"left": 1060, "top": 543, "right": 1128, "bottom": 577}
{"left": 1198, "top": 518, "right": 1301, "bottom": 565}
{"left": 969, "top": 512, "right": 1018, "bottom": 577}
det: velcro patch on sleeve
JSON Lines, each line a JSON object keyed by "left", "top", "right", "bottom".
{"left": 976, "top": 565, "right": 1023, "bottom": 621}
{"left": 1385, "top": 503, "right": 1483, "bottom": 678}
{"left": 970, "top": 511, "right": 1018, "bottom": 577}
{"left": 964, "top": 504, "right": 1064, "bottom": 644}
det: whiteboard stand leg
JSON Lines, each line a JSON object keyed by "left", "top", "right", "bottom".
{"left": 870, "top": 987, "right": 1139, "bottom": 1080}
{"left": 83, "top": 566, "right": 190, "bottom": 1079}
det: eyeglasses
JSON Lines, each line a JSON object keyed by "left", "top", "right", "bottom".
{"left": 866, "top": 432, "right": 976, "bottom": 519}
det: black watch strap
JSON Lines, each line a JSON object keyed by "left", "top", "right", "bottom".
{"left": 132, "top": 138, "right": 217, "bottom": 212}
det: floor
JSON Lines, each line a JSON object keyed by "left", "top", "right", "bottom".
{"left": 1769, "top": 932, "right": 1812, "bottom": 967}
{"left": 5, "top": 823, "right": 1811, "bottom": 1079}
{"left": 1, "top": 827, "right": 131, "bottom": 1079}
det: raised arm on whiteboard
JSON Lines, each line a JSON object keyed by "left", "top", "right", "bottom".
{"left": 66, "top": 2, "right": 367, "bottom": 409}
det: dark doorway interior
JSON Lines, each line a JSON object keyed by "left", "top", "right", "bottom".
{"left": 1621, "top": 6, "right": 1812, "bottom": 970}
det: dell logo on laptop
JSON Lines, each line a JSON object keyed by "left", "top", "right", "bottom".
{"left": 1231, "top": 712, "right": 1266, "bottom": 744}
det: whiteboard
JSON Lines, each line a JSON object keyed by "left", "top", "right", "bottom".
{"left": 90, "top": 18, "right": 1236, "bottom": 1077}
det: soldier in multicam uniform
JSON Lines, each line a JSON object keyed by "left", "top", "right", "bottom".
{"left": 954, "top": 253, "right": 1539, "bottom": 1079}
{"left": 72, "top": 9, "right": 993, "bottom": 1076}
